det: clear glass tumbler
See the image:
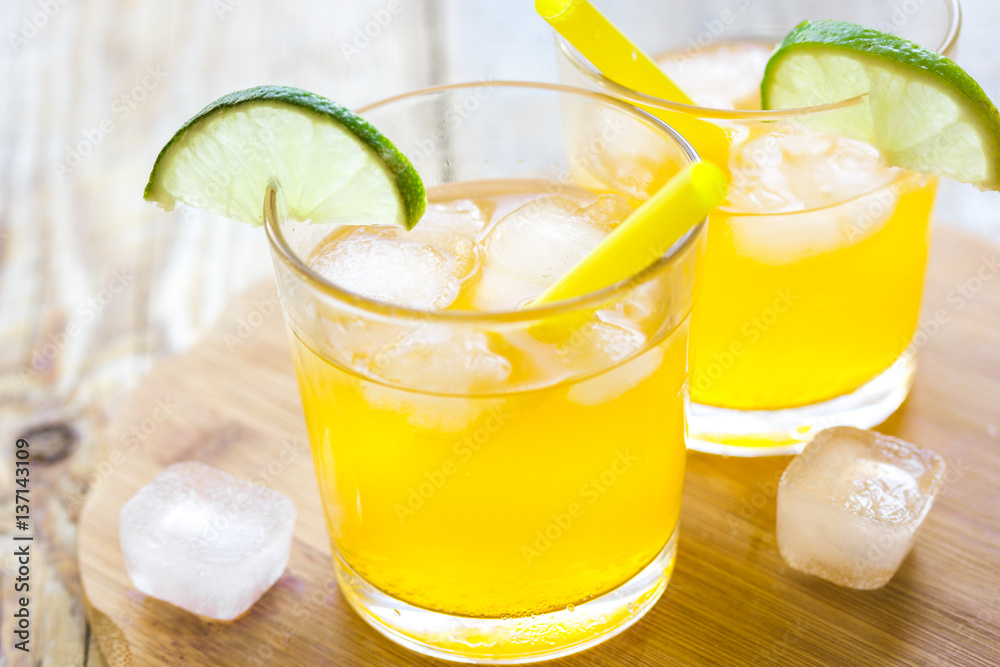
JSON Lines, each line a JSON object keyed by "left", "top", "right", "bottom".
{"left": 266, "top": 82, "right": 705, "bottom": 663}
{"left": 552, "top": 0, "right": 961, "bottom": 455}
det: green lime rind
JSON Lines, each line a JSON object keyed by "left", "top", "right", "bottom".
{"left": 144, "top": 85, "right": 426, "bottom": 228}
{"left": 762, "top": 20, "right": 1000, "bottom": 190}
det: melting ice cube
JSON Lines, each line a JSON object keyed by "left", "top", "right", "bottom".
{"left": 777, "top": 427, "right": 946, "bottom": 590}
{"left": 310, "top": 225, "right": 479, "bottom": 309}
{"left": 559, "top": 320, "right": 662, "bottom": 406}
{"left": 417, "top": 199, "right": 493, "bottom": 239}
{"left": 484, "top": 196, "right": 607, "bottom": 286}
{"left": 119, "top": 461, "right": 296, "bottom": 620}
{"left": 726, "top": 130, "right": 908, "bottom": 264}
{"left": 464, "top": 268, "right": 543, "bottom": 312}
{"left": 363, "top": 327, "right": 512, "bottom": 433}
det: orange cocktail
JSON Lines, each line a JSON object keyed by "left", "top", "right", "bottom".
{"left": 267, "top": 82, "right": 703, "bottom": 663}
{"left": 554, "top": 0, "right": 960, "bottom": 453}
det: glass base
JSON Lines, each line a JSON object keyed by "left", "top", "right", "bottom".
{"left": 334, "top": 528, "right": 678, "bottom": 664}
{"left": 688, "top": 350, "right": 916, "bottom": 457}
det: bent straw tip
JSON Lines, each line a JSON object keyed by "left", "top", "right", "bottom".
{"left": 535, "top": 0, "right": 574, "bottom": 20}
{"left": 689, "top": 161, "right": 729, "bottom": 208}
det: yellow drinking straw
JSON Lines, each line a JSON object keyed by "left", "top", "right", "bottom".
{"left": 532, "top": 161, "right": 728, "bottom": 309}
{"left": 536, "top": 0, "right": 732, "bottom": 171}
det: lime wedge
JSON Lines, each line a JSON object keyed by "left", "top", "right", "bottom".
{"left": 762, "top": 20, "right": 1000, "bottom": 190}
{"left": 144, "top": 85, "right": 426, "bottom": 228}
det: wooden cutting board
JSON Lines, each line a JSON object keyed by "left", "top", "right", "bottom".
{"left": 78, "top": 228, "right": 1000, "bottom": 666}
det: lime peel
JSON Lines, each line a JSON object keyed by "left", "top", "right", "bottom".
{"left": 144, "top": 85, "right": 426, "bottom": 228}
{"left": 762, "top": 20, "right": 1000, "bottom": 190}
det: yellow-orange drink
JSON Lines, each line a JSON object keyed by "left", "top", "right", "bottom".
{"left": 290, "top": 182, "right": 689, "bottom": 617}
{"left": 266, "top": 82, "right": 704, "bottom": 662}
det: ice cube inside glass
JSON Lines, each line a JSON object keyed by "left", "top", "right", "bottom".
{"left": 267, "top": 82, "right": 703, "bottom": 662}
{"left": 119, "top": 461, "right": 296, "bottom": 620}
{"left": 777, "top": 426, "right": 946, "bottom": 590}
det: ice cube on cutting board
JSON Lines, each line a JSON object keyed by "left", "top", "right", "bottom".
{"left": 777, "top": 426, "right": 945, "bottom": 590}
{"left": 119, "top": 461, "right": 296, "bottom": 620}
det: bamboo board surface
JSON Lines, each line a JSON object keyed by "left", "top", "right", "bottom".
{"left": 77, "top": 228, "right": 1000, "bottom": 666}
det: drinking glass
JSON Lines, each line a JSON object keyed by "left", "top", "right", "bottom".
{"left": 266, "top": 82, "right": 705, "bottom": 663}
{"left": 553, "top": 0, "right": 961, "bottom": 455}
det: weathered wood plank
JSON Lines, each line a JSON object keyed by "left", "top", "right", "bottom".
{"left": 0, "top": 1, "right": 437, "bottom": 664}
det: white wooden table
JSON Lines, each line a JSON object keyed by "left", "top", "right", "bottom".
{"left": 1, "top": 1, "right": 998, "bottom": 663}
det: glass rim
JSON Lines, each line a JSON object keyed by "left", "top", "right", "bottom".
{"left": 554, "top": 0, "right": 962, "bottom": 121}
{"left": 265, "top": 80, "right": 705, "bottom": 325}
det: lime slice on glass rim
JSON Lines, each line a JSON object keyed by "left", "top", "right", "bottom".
{"left": 144, "top": 85, "right": 426, "bottom": 228}
{"left": 762, "top": 20, "right": 1000, "bottom": 190}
